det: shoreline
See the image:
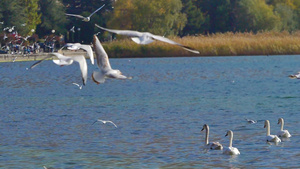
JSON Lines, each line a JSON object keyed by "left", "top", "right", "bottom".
{"left": 0, "top": 52, "right": 298, "bottom": 63}
{"left": 1, "top": 31, "right": 300, "bottom": 62}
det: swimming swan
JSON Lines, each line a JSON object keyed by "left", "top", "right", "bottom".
{"left": 264, "top": 120, "right": 281, "bottom": 143}
{"left": 201, "top": 124, "right": 223, "bottom": 150}
{"left": 277, "top": 118, "right": 291, "bottom": 138}
{"left": 223, "top": 130, "right": 240, "bottom": 155}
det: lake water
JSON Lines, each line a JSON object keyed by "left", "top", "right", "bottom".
{"left": 0, "top": 55, "right": 299, "bottom": 168}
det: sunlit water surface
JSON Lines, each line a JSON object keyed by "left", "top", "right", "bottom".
{"left": 0, "top": 55, "right": 300, "bottom": 168}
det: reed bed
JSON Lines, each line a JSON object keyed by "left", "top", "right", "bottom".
{"left": 102, "top": 31, "right": 300, "bottom": 57}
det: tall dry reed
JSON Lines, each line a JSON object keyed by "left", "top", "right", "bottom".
{"left": 102, "top": 31, "right": 300, "bottom": 57}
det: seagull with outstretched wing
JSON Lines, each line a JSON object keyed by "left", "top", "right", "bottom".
{"left": 29, "top": 53, "right": 88, "bottom": 86}
{"left": 66, "top": 4, "right": 105, "bottom": 22}
{"left": 95, "top": 24, "right": 200, "bottom": 54}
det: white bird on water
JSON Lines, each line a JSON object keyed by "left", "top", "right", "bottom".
{"left": 288, "top": 72, "right": 300, "bottom": 79}
{"left": 201, "top": 124, "right": 223, "bottom": 150}
{"left": 95, "top": 24, "right": 200, "bottom": 54}
{"left": 66, "top": 4, "right": 105, "bottom": 22}
{"left": 223, "top": 130, "right": 240, "bottom": 155}
{"left": 264, "top": 120, "right": 281, "bottom": 143}
{"left": 277, "top": 118, "right": 291, "bottom": 138}
{"left": 92, "top": 35, "right": 131, "bottom": 84}
{"left": 30, "top": 53, "right": 88, "bottom": 86}
{"left": 245, "top": 118, "right": 257, "bottom": 124}
{"left": 92, "top": 119, "right": 118, "bottom": 128}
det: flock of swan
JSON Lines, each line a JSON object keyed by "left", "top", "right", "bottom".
{"left": 202, "top": 118, "right": 291, "bottom": 155}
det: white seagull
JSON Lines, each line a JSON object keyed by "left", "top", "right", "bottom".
{"left": 60, "top": 43, "right": 94, "bottom": 65}
{"left": 92, "top": 119, "right": 118, "bottom": 128}
{"left": 245, "top": 118, "right": 257, "bottom": 124}
{"left": 70, "top": 26, "right": 75, "bottom": 33}
{"left": 288, "top": 72, "right": 300, "bottom": 79}
{"left": 30, "top": 53, "right": 88, "bottom": 86}
{"left": 66, "top": 4, "right": 105, "bottom": 22}
{"left": 95, "top": 24, "right": 200, "bottom": 54}
{"left": 92, "top": 35, "right": 131, "bottom": 84}
{"left": 72, "top": 82, "right": 83, "bottom": 89}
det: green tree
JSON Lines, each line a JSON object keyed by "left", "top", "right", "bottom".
{"left": 107, "top": 0, "right": 187, "bottom": 36}
{"left": 21, "top": 0, "right": 41, "bottom": 36}
{"left": 181, "top": 0, "right": 206, "bottom": 36}
{"left": 37, "top": 0, "right": 67, "bottom": 37}
{"left": 274, "top": 3, "right": 298, "bottom": 31}
{"left": 0, "top": 0, "right": 26, "bottom": 32}
{"left": 236, "top": 0, "right": 280, "bottom": 32}
{"left": 196, "top": 0, "right": 235, "bottom": 33}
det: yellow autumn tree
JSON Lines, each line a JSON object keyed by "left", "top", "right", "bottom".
{"left": 107, "top": 0, "right": 186, "bottom": 36}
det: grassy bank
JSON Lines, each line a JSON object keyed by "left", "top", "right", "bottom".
{"left": 102, "top": 31, "right": 300, "bottom": 57}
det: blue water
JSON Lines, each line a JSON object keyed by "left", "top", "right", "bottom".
{"left": 0, "top": 55, "right": 300, "bottom": 168}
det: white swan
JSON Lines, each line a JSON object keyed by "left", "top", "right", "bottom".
{"left": 66, "top": 4, "right": 105, "bottom": 22}
{"left": 95, "top": 24, "right": 200, "bottom": 54}
{"left": 223, "top": 130, "right": 240, "bottom": 155}
{"left": 91, "top": 35, "right": 131, "bottom": 84}
{"left": 201, "top": 124, "right": 223, "bottom": 150}
{"left": 277, "top": 118, "right": 291, "bottom": 138}
{"left": 264, "top": 120, "right": 281, "bottom": 143}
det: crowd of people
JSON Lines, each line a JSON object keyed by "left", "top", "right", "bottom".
{"left": 0, "top": 31, "right": 64, "bottom": 55}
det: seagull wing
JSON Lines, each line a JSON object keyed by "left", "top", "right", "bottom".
{"left": 88, "top": 4, "right": 105, "bottom": 18}
{"left": 71, "top": 55, "right": 88, "bottom": 86}
{"left": 107, "top": 121, "right": 118, "bottom": 128}
{"left": 150, "top": 34, "right": 200, "bottom": 54}
{"left": 95, "top": 24, "right": 143, "bottom": 37}
{"left": 66, "top": 13, "right": 85, "bottom": 19}
{"left": 51, "top": 53, "right": 74, "bottom": 66}
{"left": 93, "top": 35, "right": 111, "bottom": 70}
{"left": 29, "top": 55, "right": 53, "bottom": 69}
{"left": 79, "top": 44, "right": 94, "bottom": 65}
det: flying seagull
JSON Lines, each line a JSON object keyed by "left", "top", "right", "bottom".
{"left": 92, "top": 35, "right": 131, "bottom": 84}
{"left": 30, "top": 53, "right": 88, "bottom": 86}
{"left": 95, "top": 24, "right": 200, "bottom": 54}
{"left": 72, "top": 82, "right": 83, "bottom": 89}
{"left": 60, "top": 43, "right": 94, "bottom": 64}
{"left": 92, "top": 119, "right": 118, "bottom": 128}
{"left": 70, "top": 26, "right": 75, "bottom": 33}
{"left": 66, "top": 4, "right": 105, "bottom": 22}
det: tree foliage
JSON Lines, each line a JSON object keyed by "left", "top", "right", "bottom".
{"left": 21, "top": 0, "right": 41, "bottom": 35}
{"left": 107, "top": 0, "right": 187, "bottom": 36}
{"left": 37, "top": 0, "right": 67, "bottom": 37}
{"left": 236, "top": 0, "right": 280, "bottom": 32}
{"left": 0, "top": 0, "right": 300, "bottom": 43}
